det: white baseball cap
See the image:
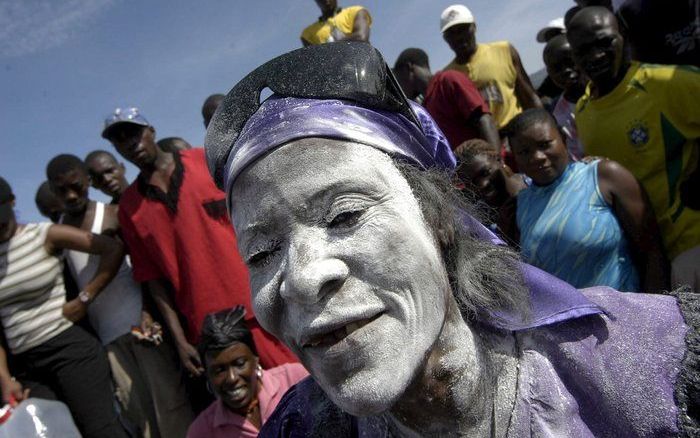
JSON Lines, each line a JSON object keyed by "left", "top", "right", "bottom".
{"left": 536, "top": 17, "right": 565, "bottom": 43}
{"left": 440, "top": 5, "right": 475, "bottom": 33}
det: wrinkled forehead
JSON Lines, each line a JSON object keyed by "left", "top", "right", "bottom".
{"left": 229, "top": 138, "right": 414, "bottom": 230}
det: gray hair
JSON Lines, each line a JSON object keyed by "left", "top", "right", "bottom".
{"left": 395, "top": 161, "right": 530, "bottom": 321}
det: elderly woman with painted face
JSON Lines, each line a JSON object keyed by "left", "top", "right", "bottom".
{"left": 205, "top": 43, "right": 699, "bottom": 437}
{"left": 187, "top": 306, "right": 307, "bottom": 438}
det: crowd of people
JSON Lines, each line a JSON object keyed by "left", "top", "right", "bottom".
{"left": 0, "top": 0, "right": 698, "bottom": 437}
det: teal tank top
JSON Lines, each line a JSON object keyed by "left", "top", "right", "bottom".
{"left": 516, "top": 161, "right": 640, "bottom": 291}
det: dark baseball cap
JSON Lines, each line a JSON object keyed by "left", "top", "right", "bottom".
{"left": 0, "top": 177, "right": 15, "bottom": 223}
{"left": 101, "top": 107, "right": 150, "bottom": 140}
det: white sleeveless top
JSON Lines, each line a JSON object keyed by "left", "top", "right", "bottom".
{"left": 63, "top": 202, "right": 142, "bottom": 345}
{"left": 0, "top": 223, "right": 73, "bottom": 354}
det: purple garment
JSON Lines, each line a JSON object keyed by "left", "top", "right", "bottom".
{"left": 260, "top": 287, "right": 688, "bottom": 437}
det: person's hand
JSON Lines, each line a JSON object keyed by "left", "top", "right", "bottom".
{"left": 1, "top": 377, "right": 29, "bottom": 406}
{"left": 62, "top": 298, "right": 87, "bottom": 322}
{"left": 134, "top": 310, "right": 163, "bottom": 345}
{"left": 176, "top": 341, "right": 204, "bottom": 377}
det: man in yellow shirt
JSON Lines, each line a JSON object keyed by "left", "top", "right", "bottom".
{"left": 440, "top": 4, "right": 542, "bottom": 129}
{"left": 569, "top": 6, "right": 700, "bottom": 291}
{"left": 300, "top": 1, "right": 371, "bottom": 46}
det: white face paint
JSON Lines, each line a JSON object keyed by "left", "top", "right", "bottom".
{"left": 230, "top": 139, "right": 452, "bottom": 416}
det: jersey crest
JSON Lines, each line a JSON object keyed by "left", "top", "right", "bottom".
{"left": 627, "top": 120, "right": 650, "bottom": 147}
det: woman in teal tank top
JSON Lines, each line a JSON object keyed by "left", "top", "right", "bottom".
{"left": 506, "top": 109, "right": 669, "bottom": 292}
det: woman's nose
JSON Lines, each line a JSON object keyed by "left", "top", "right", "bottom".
{"left": 279, "top": 231, "right": 350, "bottom": 305}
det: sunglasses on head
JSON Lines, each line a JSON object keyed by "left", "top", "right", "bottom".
{"left": 205, "top": 41, "right": 419, "bottom": 189}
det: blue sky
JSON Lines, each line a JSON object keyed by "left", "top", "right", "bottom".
{"left": 1, "top": 0, "right": 569, "bottom": 222}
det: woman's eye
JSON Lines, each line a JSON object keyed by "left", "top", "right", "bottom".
{"left": 248, "top": 251, "right": 272, "bottom": 266}
{"left": 247, "top": 240, "right": 280, "bottom": 267}
{"left": 328, "top": 210, "right": 363, "bottom": 228}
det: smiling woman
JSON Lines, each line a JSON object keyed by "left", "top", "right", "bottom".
{"left": 205, "top": 42, "right": 700, "bottom": 437}
{"left": 188, "top": 306, "right": 308, "bottom": 438}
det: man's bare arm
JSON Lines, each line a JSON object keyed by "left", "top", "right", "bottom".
{"left": 510, "top": 44, "right": 543, "bottom": 110}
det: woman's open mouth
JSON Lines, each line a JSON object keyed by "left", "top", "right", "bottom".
{"left": 303, "top": 313, "right": 383, "bottom": 349}
{"left": 224, "top": 385, "right": 249, "bottom": 402}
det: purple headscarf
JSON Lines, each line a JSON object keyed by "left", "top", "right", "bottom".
{"left": 222, "top": 96, "right": 456, "bottom": 198}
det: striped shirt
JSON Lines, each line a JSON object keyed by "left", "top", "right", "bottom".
{"left": 0, "top": 223, "right": 72, "bottom": 354}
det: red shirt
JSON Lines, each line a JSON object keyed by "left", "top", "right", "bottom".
{"left": 423, "top": 70, "right": 491, "bottom": 150}
{"left": 118, "top": 149, "right": 252, "bottom": 343}
{"left": 187, "top": 363, "right": 309, "bottom": 438}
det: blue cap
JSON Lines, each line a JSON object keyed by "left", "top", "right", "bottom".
{"left": 101, "top": 107, "right": 150, "bottom": 139}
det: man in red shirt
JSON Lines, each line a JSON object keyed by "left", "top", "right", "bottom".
{"left": 101, "top": 107, "right": 296, "bottom": 378}
{"left": 394, "top": 48, "right": 500, "bottom": 151}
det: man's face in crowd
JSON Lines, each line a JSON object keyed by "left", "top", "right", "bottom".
{"left": 315, "top": 0, "right": 337, "bottom": 16}
{"left": 231, "top": 139, "right": 451, "bottom": 416}
{"left": 38, "top": 201, "right": 64, "bottom": 224}
{"left": 49, "top": 168, "right": 90, "bottom": 216}
{"left": 458, "top": 154, "right": 507, "bottom": 207}
{"left": 36, "top": 184, "right": 65, "bottom": 223}
{"left": 107, "top": 124, "right": 159, "bottom": 170}
{"left": 567, "top": 9, "right": 625, "bottom": 87}
{"left": 87, "top": 154, "right": 128, "bottom": 198}
{"left": 544, "top": 35, "right": 585, "bottom": 93}
{"left": 393, "top": 65, "right": 417, "bottom": 99}
{"left": 443, "top": 23, "right": 477, "bottom": 59}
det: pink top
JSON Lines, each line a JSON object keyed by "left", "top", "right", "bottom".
{"left": 187, "top": 363, "right": 309, "bottom": 438}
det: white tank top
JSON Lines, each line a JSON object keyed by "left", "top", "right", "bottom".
{"left": 62, "top": 202, "right": 142, "bottom": 345}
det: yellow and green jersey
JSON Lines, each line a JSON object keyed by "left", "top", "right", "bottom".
{"left": 300, "top": 6, "right": 370, "bottom": 46}
{"left": 576, "top": 62, "right": 700, "bottom": 259}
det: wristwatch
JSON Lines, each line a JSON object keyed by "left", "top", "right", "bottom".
{"left": 78, "top": 291, "right": 93, "bottom": 305}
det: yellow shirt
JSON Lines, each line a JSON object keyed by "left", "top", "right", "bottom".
{"left": 576, "top": 62, "right": 700, "bottom": 259}
{"left": 300, "top": 6, "right": 371, "bottom": 46}
{"left": 445, "top": 41, "right": 521, "bottom": 128}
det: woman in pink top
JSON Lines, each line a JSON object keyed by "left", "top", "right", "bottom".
{"left": 187, "top": 306, "right": 308, "bottom": 438}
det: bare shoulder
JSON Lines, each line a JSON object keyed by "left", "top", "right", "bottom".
{"left": 596, "top": 159, "right": 631, "bottom": 182}
{"left": 103, "top": 203, "right": 121, "bottom": 234}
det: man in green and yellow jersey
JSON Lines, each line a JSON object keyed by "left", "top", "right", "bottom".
{"left": 440, "top": 4, "right": 542, "bottom": 130}
{"left": 569, "top": 6, "right": 700, "bottom": 291}
{"left": 300, "top": 0, "right": 371, "bottom": 46}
